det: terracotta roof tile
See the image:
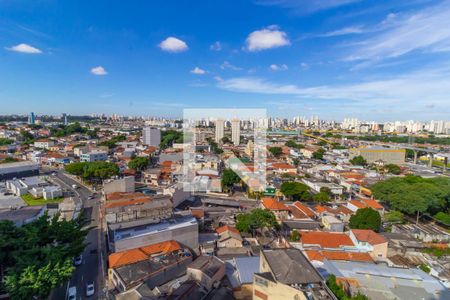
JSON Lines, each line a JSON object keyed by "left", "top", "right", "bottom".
{"left": 301, "top": 231, "right": 354, "bottom": 249}
{"left": 361, "top": 199, "right": 383, "bottom": 210}
{"left": 293, "top": 201, "right": 316, "bottom": 218}
{"left": 216, "top": 225, "right": 240, "bottom": 235}
{"left": 108, "top": 240, "right": 181, "bottom": 269}
{"left": 351, "top": 229, "right": 387, "bottom": 245}
{"left": 305, "top": 250, "right": 373, "bottom": 263}
{"left": 261, "top": 197, "right": 289, "bottom": 211}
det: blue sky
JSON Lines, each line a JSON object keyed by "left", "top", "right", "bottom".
{"left": 1, "top": 0, "right": 450, "bottom": 121}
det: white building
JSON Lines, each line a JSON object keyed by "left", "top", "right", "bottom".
{"left": 142, "top": 127, "right": 161, "bottom": 147}
{"left": 80, "top": 150, "right": 108, "bottom": 162}
{"left": 215, "top": 119, "right": 224, "bottom": 143}
{"left": 231, "top": 119, "right": 240, "bottom": 146}
{"left": 33, "top": 139, "right": 54, "bottom": 150}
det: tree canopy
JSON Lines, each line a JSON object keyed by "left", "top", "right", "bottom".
{"left": 285, "top": 140, "right": 304, "bottom": 149}
{"left": 349, "top": 208, "right": 382, "bottom": 232}
{"left": 312, "top": 148, "right": 326, "bottom": 160}
{"left": 371, "top": 175, "right": 450, "bottom": 216}
{"left": 0, "top": 213, "right": 90, "bottom": 300}
{"left": 350, "top": 155, "right": 368, "bottom": 166}
{"left": 268, "top": 147, "right": 283, "bottom": 157}
{"left": 65, "top": 161, "right": 119, "bottom": 182}
{"left": 280, "top": 181, "right": 311, "bottom": 200}
{"left": 128, "top": 156, "right": 149, "bottom": 171}
{"left": 160, "top": 130, "right": 183, "bottom": 149}
{"left": 221, "top": 169, "right": 241, "bottom": 192}
{"left": 0, "top": 138, "right": 13, "bottom": 146}
{"left": 385, "top": 164, "right": 401, "bottom": 175}
{"left": 236, "top": 208, "right": 278, "bottom": 233}
{"left": 313, "top": 191, "right": 331, "bottom": 203}
{"left": 99, "top": 135, "right": 126, "bottom": 149}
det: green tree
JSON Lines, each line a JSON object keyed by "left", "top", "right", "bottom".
{"left": 128, "top": 156, "right": 149, "bottom": 171}
{"left": 221, "top": 169, "right": 241, "bottom": 191}
{"left": 268, "top": 147, "right": 283, "bottom": 157}
{"left": 350, "top": 155, "right": 368, "bottom": 166}
{"left": 0, "top": 213, "right": 90, "bottom": 300}
{"left": 434, "top": 212, "right": 450, "bottom": 225}
{"left": 280, "top": 181, "right": 311, "bottom": 200}
{"left": 0, "top": 138, "right": 13, "bottom": 146}
{"left": 349, "top": 208, "right": 382, "bottom": 232}
{"left": 385, "top": 164, "right": 401, "bottom": 175}
{"left": 371, "top": 176, "right": 449, "bottom": 218}
{"left": 326, "top": 274, "right": 370, "bottom": 300}
{"left": 236, "top": 208, "right": 278, "bottom": 233}
{"left": 313, "top": 192, "right": 330, "bottom": 203}
{"left": 290, "top": 230, "right": 300, "bottom": 241}
{"left": 65, "top": 162, "right": 119, "bottom": 182}
{"left": 312, "top": 148, "right": 326, "bottom": 160}
{"left": 384, "top": 210, "right": 404, "bottom": 223}
{"left": 221, "top": 136, "right": 231, "bottom": 144}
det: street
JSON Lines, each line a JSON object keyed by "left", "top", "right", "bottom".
{"left": 47, "top": 169, "right": 105, "bottom": 300}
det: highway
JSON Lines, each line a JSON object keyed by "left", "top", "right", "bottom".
{"left": 47, "top": 169, "right": 106, "bottom": 300}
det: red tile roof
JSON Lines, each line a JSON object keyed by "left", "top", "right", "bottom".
{"left": 361, "top": 199, "right": 383, "bottom": 210}
{"left": 305, "top": 250, "right": 373, "bottom": 263}
{"left": 348, "top": 200, "right": 366, "bottom": 209}
{"left": 301, "top": 231, "right": 355, "bottom": 249}
{"left": 108, "top": 240, "right": 180, "bottom": 269}
{"left": 216, "top": 225, "right": 240, "bottom": 235}
{"left": 351, "top": 229, "right": 387, "bottom": 245}
{"left": 106, "top": 192, "right": 149, "bottom": 201}
{"left": 261, "top": 197, "right": 289, "bottom": 211}
{"left": 293, "top": 201, "right": 316, "bottom": 218}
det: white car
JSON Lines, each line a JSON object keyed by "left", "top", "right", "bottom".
{"left": 86, "top": 282, "right": 95, "bottom": 297}
{"left": 72, "top": 184, "right": 78, "bottom": 189}
{"left": 74, "top": 255, "right": 82, "bottom": 266}
{"left": 67, "top": 286, "right": 76, "bottom": 300}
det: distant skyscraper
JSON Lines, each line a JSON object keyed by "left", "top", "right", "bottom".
{"left": 62, "top": 113, "right": 68, "bottom": 126}
{"left": 215, "top": 119, "right": 224, "bottom": 143}
{"left": 231, "top": 119, "right": 240, "bottom": 145}
{"left": 28, "top": 112, "right": 35, "bottom": 125}
{"left": 143, "top": 127, "right": 161, "bottom": 147}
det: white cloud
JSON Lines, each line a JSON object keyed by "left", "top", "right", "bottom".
{"left": 220, "top": 61, "right": 242, "bottom": 71}
{"left": 190, "top": 67, "right": 206, "bottom": 75}
{"left": 346, "top": 2, "right": 450, "bottom": 61}
{"left": 300, "top": 62, "right": 309, "bottom": 70}
{"left": 158, "top": 37, "right": 188, "bottom": 53}
{"left": 256, "top": 0, "right": 360, "bottom": 14}
{"left": 269, "top": 64, "right": 288, "bottom": 71}
{"left": 217, "top": 65, "right": 450, "bottom": 110}
{"left": 210, "top": 41, "right": 222, "bottom": 51}
{"left": 245, "top": 26, "right": 290, "bottom": 52}
{"left": 321, "top": 26, "right": 365, "bottom": 37}
{"left": 6, "top": 43, "right": 42, "bottom": 54}
{"left": 214, "top": 76, "right": 224, "bottom": 82}
{"left": 90, "top": 66, "right": 108, "bottom": 76}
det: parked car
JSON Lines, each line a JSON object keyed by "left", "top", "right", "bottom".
{"left": 86, "top": 282, "right": 95, "bottom": 297}
{"left": 74, "top": 255, "right": 82, "bottom": 266}
{"left": 68, "top": 286, "right": 76, "bottom": 300}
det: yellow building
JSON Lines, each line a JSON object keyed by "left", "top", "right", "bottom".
{"left": 253, "top": 249, "right": 335, "bottom": 300}
{"left": 349, "top": 147, "right": 405, "bottom": 165}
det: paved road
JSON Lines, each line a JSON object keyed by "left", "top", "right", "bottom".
{"left": 47, "top": 169, "right": 105, "bottom": 300}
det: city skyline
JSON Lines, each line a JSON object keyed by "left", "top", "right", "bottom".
{"left": 1, "top": 1, "right": 450, "bottom": 120}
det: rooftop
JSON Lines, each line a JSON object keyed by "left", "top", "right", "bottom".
{"left": 301, "top": 231, "right": 355, "bottom": 249}
{"left": 262, "top": 248, "right": 323, "bottom": 285}
{"left": 351, "top": 229, "right": 387, "bottom": 245}
{"left": 261, "top": 197, "right": 288, "bottom": 211}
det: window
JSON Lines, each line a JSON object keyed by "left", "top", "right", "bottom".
{"left": 255, "top": 276, "right": 268, "bottom": 287}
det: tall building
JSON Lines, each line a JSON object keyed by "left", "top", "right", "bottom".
{"left": 28, "top": 112, "right": 35, "bottom": 125}
{"left": 62, "top": 113, "right": 68, "bottom": 126}
{"left": 231, "top": 119, "right": 240, "bottom": 145}
{"left": 215, "top": 119, "right": 224, "bottom": 143}
{"left": 142, "top": 127, "right": 161, "bottom": 147}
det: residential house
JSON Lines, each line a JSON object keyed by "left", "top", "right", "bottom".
{"left": 187, "top": 256, "right": 225, "bottom": 291}
{"left": 260, "top": 197, "right": 289, "bottom": 221}
{"left": 216, "top": 225, "right": 243, "bottom": 248}
{"left": 253, "top": 248, "right": 335, "bottom": 300}
{"left": 349, "top": 229, "right": 388, "bottom": 259}
{"left": 108, "top": 240, "right": 192, "bottom": 292}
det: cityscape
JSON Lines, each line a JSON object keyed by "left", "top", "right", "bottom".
{"left": 1, "top": 1, "right": 450, "bottom": 300}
